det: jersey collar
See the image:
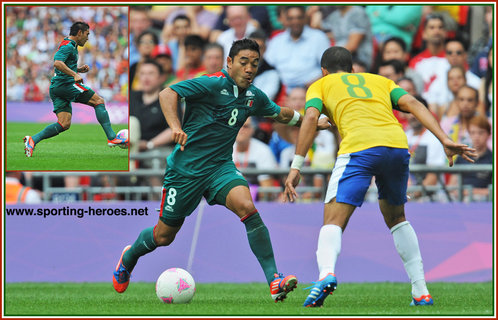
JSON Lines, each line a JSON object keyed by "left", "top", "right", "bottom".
{"left": 222, "top": 69, "right": 249, "bottom": 98}
{"left": 64, "top": 37, "right": 77, "bottom": 47}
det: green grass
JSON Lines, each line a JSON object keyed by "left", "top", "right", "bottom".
{"left": 4, "top": 282, "right": 494, "bottom": 316}
{"left": 6, "top": 122, "right": 128, "bottom": 171}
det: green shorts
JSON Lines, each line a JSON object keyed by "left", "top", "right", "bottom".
{"left": 49, "top": 82, "right": 95, "bottom": 114}
{"left": 160, "top": 161, "right": 249, "bottom": 227}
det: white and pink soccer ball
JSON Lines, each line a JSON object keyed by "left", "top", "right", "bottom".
{"left": 116, "top": 129, "right": 129, "bottom": 149}
{"left": 156, "top": 268, "right": 196, "bottom": 304}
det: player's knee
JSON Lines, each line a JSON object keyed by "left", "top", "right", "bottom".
{"left": 236, "top": 200, "right": 257, "bottom": 217}
{"left": 60, "top": 121, "right": 71, "bottom": 130}
{"left": 94, "top": 96, "right": 105, "bottom": 106}
{"left": 154, "top": 233, "right": 176, "bottom": 246}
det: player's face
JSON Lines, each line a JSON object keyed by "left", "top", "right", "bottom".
{"left": 227, "top": 49, "right": 259, "bottom": 89}
{"left": 77, "top": 29, "right": 90, "bottom": 46}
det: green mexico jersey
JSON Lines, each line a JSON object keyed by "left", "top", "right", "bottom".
{"left": 50, "top": 38, "right": 79, "bottom": 87}
{"left": 167, "top": 69, "right": 281, "bottom": 177}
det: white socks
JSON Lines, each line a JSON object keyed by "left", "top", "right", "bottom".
{"left": 391, "top": 221, "right": 429, "bottom": 297}
{"left": 316, "top": 224, "right": 342, "bottom": 279}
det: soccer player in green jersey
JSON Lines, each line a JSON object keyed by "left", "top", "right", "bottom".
{"left": 23, "top": 21, "right": 127, "bottom": 157}
{"left": 113, "top": 38, "right": 330, "bottom": 302}
{"left": 284, "top": 47, "right": 477, "bottom": 307}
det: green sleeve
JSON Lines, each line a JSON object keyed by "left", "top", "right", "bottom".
{"left": 305, "top": 98, "right": 323, "bottom": 113}
{"left": 391, "top": 87, "right": 408, "bottom": 112}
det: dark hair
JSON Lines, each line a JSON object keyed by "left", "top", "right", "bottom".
{"left": 248, "top": 29, "right": 268, "bottom": 42}
{"left": 379, "top": 59, "right": 405, "bottom": 74}
{"left": 383, "top": 36, "right": 407, "bottom": 53}
{"left": 228, "top": 38, "right": 260, "bottom": 59}
{"left": 136, "top": 30, "right": 158, "bottom": 47}
{"left": 173, "top": 14, "right": 190, "bottom": 24}
{"left": 69, "top": 21, "right": 89, "bottom": 36}
{"left": 444, "top": 37, "right": 468, "bottom": 52}
{"left": 284, "top": 6, "right": 305, "bottom": 15}
{"left": 321, "top": 46, "right": 353, "bottom": 73}
{"left": 397, "top": 76, "right": 415, "bottom": 85}
{"left": 142, "top": 59, "right": 163, "bottom": 75}
{"left": 424, "top": 13, "right": 445, "bottom": 28}
{"left": 205, "top": 42, "right": 224, "bottom": 55}
{"left": 184, "top": 35, "right": 205, "bottom": 50}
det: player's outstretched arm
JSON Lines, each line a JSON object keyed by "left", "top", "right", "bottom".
{"left": 284, "top": 107, "right": 321, "bottom": 202}
{"left": 159, "top": 87, "right": 188, "bottom": 151}
{"left": 397, "top": 94, "right": 477, "bottom": 166}
{"left": 275, "top": 106, "right": 331, "bottom": 130}
{"left": 54, "top": 60, "right": 82, "bottom": 83}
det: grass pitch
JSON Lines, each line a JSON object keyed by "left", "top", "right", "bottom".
{"left": 4, "top": 282, "right": 493, "bottom": 316}
{"left": 6, "top": 122, "right": 128, "bottom": 171}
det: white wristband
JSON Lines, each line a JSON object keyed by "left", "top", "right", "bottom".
{"left": 290, "top": 155, "right": 305, "bottom": 171}
{"left": 287, "top": 110, "right": 300, "bottom": 126}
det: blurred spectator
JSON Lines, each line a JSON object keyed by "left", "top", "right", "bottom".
{"left": 233, "top": 117, "right": 278, "bottom": 195}
{"left": 130, "top": 30, "right": 159, "bottom": 91}
{"left": 378, "top": 37, "right": 424, "bottom": 93}
{"left": 432, "top": 66, "right": 467, "bottom": 119}
{"left": 157, "top": 6, "right": 219, "bottom": 41}
{"left": 469, "top": 6, "right": 493, "bottom": 78}
{"left": 408, "top": 13, "right": 447, "bottom": 95}
{"left": 405, "top": 97, "right": 447, "bottom": 200}
{"left": 215, "top": 6, "right": 257, "bottom": 66}
{"left": 478, "top": 47, "right": 493, "bottom": 117}
{"left": 265, "top": 6, "right": 329, "bottom": 91}
{"left": 440, "top": 85, "right": 491, "bottom": 150}
{"left": 175, "top": 34, "right": 206, "bottom": 81}
{"left": 322, "top": 6, "right": 374, "bottom": 70}
{"left": 377, "top": 59, "right": 405, "bottom": 82}
{"left": 365, "top": 5, "right": 423, "bottom": 52}
{"left": 249, "top": 29, "right": 283, "bottom": 102}
{"left": 395, "top": 76, "right": 418, "bottom": 130}
{"left": 424, "top": 38, "right": 480, "bottom": 116}
{"left": 130, "top": 6, "right": 152, "bottom": 66}
{"left": 151, "top": 44, "right": 177, "bottom": 87}
{"left": 448, "top": 115, "right": 492, "bottom": 200}
{"left": 352, "top": 59, "right": 368, "bottom": 73}
{"left": 130, "top": 60, "right": 179, "bottom": 152}
{"left": 6, "top": 172, "right": 42, "bottom": 204}
{"left": 212, "top": 6, "right": 271, "bottom": 40}
{"left": 6, "top": 7, "right": 128, "bottom": 103}
{"left": 203, "top": 42, "right": 224, "bottom": 74}
{"left": 162, "top": 14, "right": 192, "bottom": 72}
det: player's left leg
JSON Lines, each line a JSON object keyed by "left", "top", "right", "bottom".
{"left": 84, "top": 93, "right": 124, "bottom": 146}
{"left": 224, "top": 185, "right": 297, "bottom": 302}
{"left": 377, "top": 147, "right": 432, "bottom": 306}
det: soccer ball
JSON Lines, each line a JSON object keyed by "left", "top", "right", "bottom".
{"left": 156, "top": 268, "right": 196, "bottom": 304}
{"left": 116, "top": 129, "right": 129, "bottom": 149}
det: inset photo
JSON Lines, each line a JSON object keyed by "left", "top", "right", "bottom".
{"left": 5, "top": 6, "right": 129, "bottom": 171}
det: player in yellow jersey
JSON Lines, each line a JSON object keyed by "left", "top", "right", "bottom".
{"left": 284, "top": 47, "right": 477, "bottom": 308}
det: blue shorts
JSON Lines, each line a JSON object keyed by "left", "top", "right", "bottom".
{"left": 325, "top": 146, "right": 410, "bottom": 207}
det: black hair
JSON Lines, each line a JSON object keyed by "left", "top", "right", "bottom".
{"left": 424, "top": 13, "right": 445, "bottom": 28}
{"left": 205, "top": 42, "right": 224, "bottom": 55}
{"left": 184, "top": 34, "right": 205, "bottom": 50}
{"left": 379, "top": 59, "right": 405, "bottom": 74}
{"left": 142, "top": 59, "right": 163, "bottom": 75}
{"left": 136, "top": 30, "right": 159, "bottom": 47}
{"left": 444, "top": 37, "right": 469, "bottom": 52}
{"left": 321, "top": 46, "right": 353, "bottom": 73}
{"left": 383, "top": 36, "right": 407, "bottom": 53}
{"left": 284, "top": 6, "right": 305, "bottom": 15}
{"left": 228, "top": 38, "right": 260, "bottom": 59}
{"left": 248, "top": 29, "right": 268, "bottom": 41}
{"left": 173, "top": 14, "right": 190, "bottom": 24}
{"left": 69, "top": 21, "right": 89, "bottom": 36}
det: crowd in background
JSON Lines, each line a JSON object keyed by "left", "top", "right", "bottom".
{"left": 6, "top": 6, "right": 129, "bottom": 103}
{"left": 6, "top": 5, "right": 493, "bottom": 204}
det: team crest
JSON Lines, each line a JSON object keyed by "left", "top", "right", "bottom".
{"left": 246, "top": 99, "right": 254, "bottom": 107}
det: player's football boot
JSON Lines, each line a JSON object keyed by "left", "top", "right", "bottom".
{"left": 23, "top": 136, "right": 35, "bottom": 157}
{"left": 107, "top": 136, "right": 129, "bottom": 148}
{"left": 410, "top": 294, "right": 434, "bottom": 306}
{"left": 113, "top": 245, "right": 131, "bottom": 293}
{"left": 303, "top": 273, "right": 337, "bottom": 307}
{"left": 270, "top": 273, "right": 298, "bottom": 302}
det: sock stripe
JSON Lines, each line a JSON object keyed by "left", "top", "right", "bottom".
{"left": 57, "top": 121, "right": 65, "bottom": 131}
{"left": 240, "top": 209, "right": 258, "bottom": 222}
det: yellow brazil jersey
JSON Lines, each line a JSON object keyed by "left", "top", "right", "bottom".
{"left": 306, "top": 72, "right": 409, "bottom": 155}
